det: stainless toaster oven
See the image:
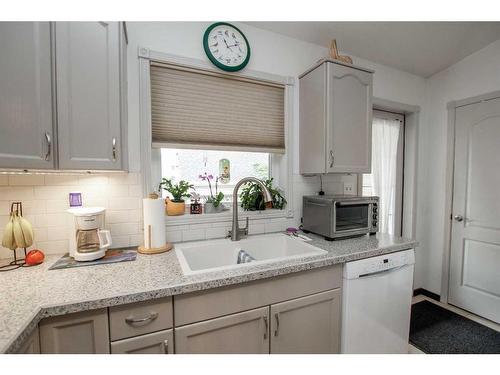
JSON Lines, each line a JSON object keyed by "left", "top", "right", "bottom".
{"left": 302, "top": 195, "right": 379, "bottom": 240}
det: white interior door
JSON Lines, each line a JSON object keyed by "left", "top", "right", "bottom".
{"left": 449, "top": 97, "right": 500, "bottom": 323}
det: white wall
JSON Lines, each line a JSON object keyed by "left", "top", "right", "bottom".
{"left": 417, "top": 38, "right": 500, "bottom": 295}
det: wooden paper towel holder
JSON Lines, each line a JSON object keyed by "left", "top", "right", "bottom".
{"left": 138, "top": 224, "right": 173, "bottom": 255}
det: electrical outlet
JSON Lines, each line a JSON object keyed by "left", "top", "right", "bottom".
{"left": 343, "top": 182, "right": 355, "bottom": 195}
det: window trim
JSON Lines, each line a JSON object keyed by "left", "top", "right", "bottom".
{"left": 138, "top": 47, "right": 295, "bottom": 226}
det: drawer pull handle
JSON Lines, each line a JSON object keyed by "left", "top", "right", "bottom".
{"left": 125, "top": 311, "right": 159, "bottom": 325}
{"left": 274, "top": 313, "right": 280, "bottom": 337}
{"left": 263, "top": 316, "right": 268, "bottom": 340}
{"left": 329, "top": 150, "right": 334, "bottom": 168}
{"left": 163, "top": 339, "right": 169, "bottom": 354}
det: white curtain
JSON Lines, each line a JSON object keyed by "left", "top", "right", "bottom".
{"left": 371, "top": 117, "right": 400, "bottom": 234}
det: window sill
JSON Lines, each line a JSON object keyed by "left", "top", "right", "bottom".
{"left": 165, "top": 208, "right": 292, "bottom": 227}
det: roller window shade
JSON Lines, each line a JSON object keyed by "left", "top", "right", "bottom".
{"left": 150, "top": 62, "right": 285, "bottom": 153}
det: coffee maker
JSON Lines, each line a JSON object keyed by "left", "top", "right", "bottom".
{"left": 67, "top": 207, "right": 112, "bottom": 261}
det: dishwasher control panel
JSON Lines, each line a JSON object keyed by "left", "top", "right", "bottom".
{"left": 343, "top": 249, "right": 415, "bottom": 279}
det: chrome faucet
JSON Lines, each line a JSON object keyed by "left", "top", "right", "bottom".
{"left": 229, "top": 177, "right": 273, "bottom": 241}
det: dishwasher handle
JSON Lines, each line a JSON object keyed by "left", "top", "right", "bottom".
{"left": 358, "top": 265, "right": 408, "bottom": 279}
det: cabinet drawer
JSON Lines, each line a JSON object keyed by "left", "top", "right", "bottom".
{"left": 111, "top": 329, "right": 173, "bottom": 354}
{"left": 175, "top": 265, "right": 341, "bottom": 326}
{"left": 109, "top": 297, "right": 173, "bottom": 341}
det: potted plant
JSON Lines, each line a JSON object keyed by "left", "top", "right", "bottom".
{"left": 159, "top": 178, "right": 194, "bottom": 216}
{"left": 239, "top": 178, "right": 287, "bottom": 211}
{"left": 199, "top": 172, "right": 225, "bottom": 214}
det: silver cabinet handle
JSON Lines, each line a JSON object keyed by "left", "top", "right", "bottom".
{"left": 112, "top": 137, "right": 117, "bottom": 162}
{"left": 125, "top": 311, "right": 159, "bottom": 325}
{"left": 163, "top": 339, "right": 169, "bottom": 354}
{"left": 329, "top": 150, "right": 334, "bottom": 168}
{"left": 454, "top": 215, "right": 464, "bottom": 222}
{"left": 263, "top": 316, "right": 268, "bottom": 340}
{"left": 44, "top": 133, "right": 51, "bottom": 161}
{"left": 274, "top": 313, "right": 280, "bottom": 337}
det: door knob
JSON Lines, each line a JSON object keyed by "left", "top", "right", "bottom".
{"left": 454, "top": 215, "right": 464, "bottom": 222}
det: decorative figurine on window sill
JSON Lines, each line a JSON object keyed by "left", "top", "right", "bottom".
{"left": 190, "top": 192, "right": 202, "bottom": 215}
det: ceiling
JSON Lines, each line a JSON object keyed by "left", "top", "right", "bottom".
{"left": 246, "top": 22, "right": 500, "bottom": 77}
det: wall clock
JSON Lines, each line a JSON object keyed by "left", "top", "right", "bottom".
{"left": 203, "top": 22, "right": 251, "bottom": 72}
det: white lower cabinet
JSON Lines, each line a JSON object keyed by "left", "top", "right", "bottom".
{"left": 111, "top": 329, "right": 173, "bottom": 354}
{"left": 175, "top": 307, "right": 270, "bottom": 354}
{"left": 270, "top": 289, "right": 341, "bottom": 354}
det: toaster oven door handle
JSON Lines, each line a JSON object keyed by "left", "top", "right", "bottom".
{"left": 335, "top": 200, "right": 376, "bottom": 206}
{"left": 307, "top": 202, "right": 331, "bottom": 207}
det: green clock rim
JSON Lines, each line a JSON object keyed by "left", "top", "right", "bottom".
{"left": 203, "top": 22, "right": 251, "bottom": 72}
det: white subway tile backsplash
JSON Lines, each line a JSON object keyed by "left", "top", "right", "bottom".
{"left": 44, "top": 174, "right": 78, "bottom": 186}
{"left": 166, "top": 230, "right": 182, "bottom": 243}
{"left": 47, "top": 226, "right": 69, "bottom": 241}
{"left": 0, "top": 175, "right": 8, "bottom": 186}
{"left": 109, "top": 222, "right": 141, "bottom": 236}
{"left": 108, "top": 197, "right": 140, "bottom": 210}
{"left": 34, "top": 213, "right": 68, "bottom": 228}
{"left": 129, "top": 234, "right": 143, "bottom": 246}
{"left": 34, "top": 185, "right": 77, "bottom": 200}
{"left": 205, "top": 226, "right": 227, "bottom": 239}
{"left": 8, "top": 174, "right": 44, "bottom": 186}
{"left": 182, "top": 229, "right": 206, "bottom": 242}
{"left": 0, "top": 186, "right": 35, "bottom": 200}
{"left": 112, "top": 235, "right": 131, "bottom": 248}
{"left": 78, "top": 175, "right": 109, "bottom": 186}
{"left": 36, "top": 240, "right": 69, "bottom": 255}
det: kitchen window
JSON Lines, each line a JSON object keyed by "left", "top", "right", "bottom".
{"left": 160, "top": 148, "right": 270, "bottom": 203}
{"left": 140, "top": 50, "right": 294, "bottom": 220}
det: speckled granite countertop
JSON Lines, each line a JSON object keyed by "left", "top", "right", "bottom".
{"left": 0, "top": 232, "right": 417, "bottom": 353}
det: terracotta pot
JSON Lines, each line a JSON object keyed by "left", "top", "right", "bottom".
{"left": 165, "top": 198, "right": 185, "bottom": 216}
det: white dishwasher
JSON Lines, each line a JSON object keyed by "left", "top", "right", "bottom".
{"left": 341, "top": 249, "right": 415, "bottom": 354}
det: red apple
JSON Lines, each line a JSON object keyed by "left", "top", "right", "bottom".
{"left": 25, "top": 249, "right": 45, "bottom": 266}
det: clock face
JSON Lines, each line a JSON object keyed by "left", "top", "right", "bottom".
{"left": 203, "top": 23, "right": 250, "bottom": 72}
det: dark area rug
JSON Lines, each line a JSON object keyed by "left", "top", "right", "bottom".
{"left": 410, "top": 300, "right": 500, "bottom": 354}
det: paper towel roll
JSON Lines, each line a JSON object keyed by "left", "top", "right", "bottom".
{"left": 142, "top": 198, "right": 166, "bottom": 249}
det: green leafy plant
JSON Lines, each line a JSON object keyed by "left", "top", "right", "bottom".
{"left": 239, "top": 178, "right": 287, "bottom": 211}
{"left": 159, "top": 178, "right": 194, "bottom": 202}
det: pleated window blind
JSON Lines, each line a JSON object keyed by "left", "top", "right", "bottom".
{"left": 150, "top": 62, "right": 286, "bottom": 153}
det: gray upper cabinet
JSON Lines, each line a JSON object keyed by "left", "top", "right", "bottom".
{"left": 270, "top": 289, "right": 341, "bottom": 354}
{"left": 0, "top": 22, "right": 55, "bottom": 169}
{"left": 299, "top": 60, "right": 373, "bottom": 174}
{"left": 56, "top": 22, "right": 125, "bottom": 170}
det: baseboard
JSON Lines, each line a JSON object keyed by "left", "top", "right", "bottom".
{"left": 413, "top": 288, "right": 440, "bottom": 302}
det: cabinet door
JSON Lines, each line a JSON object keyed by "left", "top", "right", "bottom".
{"left": 270, "top": 289, "right": 341, "bottom": 354}
{"left": 15, "top": 327, "right": 40, "bottom": 354}
{"left": 175, "top": 307, "right": 270, "bottom": 354}
{"left": 0, "top": 22, "right": 54, "bottom": 169}
{"left": 55, "top": 22, "right": 123, "bottom": 170}
{"left": 326, "top": 63, "right": 372, "bottom": 173}
{"left": 111, "top": 329, "right": 173, "bottom": 354}
{"left": 39, "top": 308, "right": 110, "bottom": 354}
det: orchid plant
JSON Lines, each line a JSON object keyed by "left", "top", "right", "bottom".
{"left": 199, "top": 172, "right": 224, "bottom": 207}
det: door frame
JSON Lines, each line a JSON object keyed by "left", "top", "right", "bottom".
{"left": 441, "top": 89, "right": 500, "bottom": 304}
{"left": 358, "top": 97, "right": 420, "bottom": 241}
